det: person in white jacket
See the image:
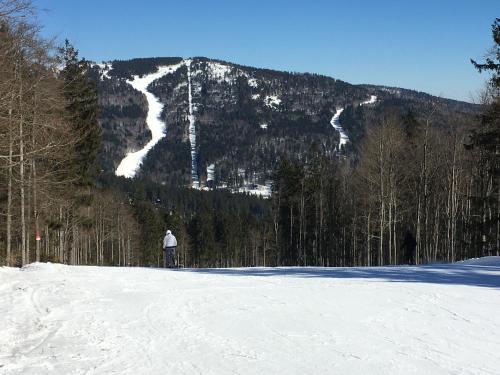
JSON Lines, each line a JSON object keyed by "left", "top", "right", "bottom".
{"left": 162, "top": 230, "right": 177, "bottom": 268}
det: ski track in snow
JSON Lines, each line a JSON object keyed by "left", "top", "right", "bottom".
{"left": 330, "top": 107, "right": 348, "bottom": 149}
{"left": 330, "top": 95, "right": 377, "bottom": 150}
{"left": 115, "top": 64, "right": 183, "bottom": 178}
{"left": 186, "top": 59, "right": 199, "bottom": 189}
{"left": 1, "top": 258, "right": 500, "bottom": 374}
{"left": 115, "top": 59, "right": 200, "bottom": 187}
{"left": 361, "top": 95, "right": 377, "bottom": 106}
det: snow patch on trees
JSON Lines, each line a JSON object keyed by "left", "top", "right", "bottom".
{"left": 206, "top": 61, "right": 233, "bottom": 83}
{"left": 264, "top": 95, "right": 281, "bottom": 109}
{"left": 248, "top": 77, "right": 258, "bottom": 87}
{"left": 237, "top": 180, "right": 272, "bottom": 198}
{"left": 96, "top": 62, "right": 111, "bottom": 80}
{"left": 205, "top": 62, "right": 259, "bottom": 89}
{"left": 115, "top": 64, "right": 183, "bottom": 178}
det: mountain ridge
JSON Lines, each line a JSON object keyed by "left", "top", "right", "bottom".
{"left": 95, "top": 56, "right": 479, "bottom": 105}
{"left": 90, "top": 56, "right": 479, "bottom": 193}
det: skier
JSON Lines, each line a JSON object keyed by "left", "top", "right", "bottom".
{"left": 162, "top": 230, "right": 177, "bottom": 268}
{"left": 401, "top": 230, "right": 417, "bottom": 265}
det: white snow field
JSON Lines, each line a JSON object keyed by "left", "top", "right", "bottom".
{"left": 1, "top": 258, "right": 499, "bottom": 375}
{"left": 115, "top": 64, "right": 182, "bottom": 178}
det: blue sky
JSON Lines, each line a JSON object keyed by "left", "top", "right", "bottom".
{"left": 34, "top": 0, "right": 499, "bottom": 102}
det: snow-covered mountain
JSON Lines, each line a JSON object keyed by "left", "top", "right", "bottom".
{"left": 90, "top": 57, "right": 478, "bottom": 194}
{"left": 2, "top": 257, "right": 499, "bottom": 374}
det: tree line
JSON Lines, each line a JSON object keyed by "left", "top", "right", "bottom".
{"left": 0, "top": 1, "right": 140, "bottom": 267}
{"left": 1, "top": 1, "right": 497, "bottom": 268}
{"left": 270, "top": 19, "right": 498, "bottom": 266}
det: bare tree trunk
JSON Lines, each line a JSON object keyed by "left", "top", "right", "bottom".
{"left": 367, "top": 211, "right": 371, "bottom": 267}
{"left": 118, "top": 217, "right": 122, "bottom": 266}
{"left": 393, "top": 196, "right": 398, "bottom": 264}
{"left": 6, "top": 100, "right": 14, "bottom": 266}
{"left": 59, "top": 205, "right": 64, "bottom": 262}
{"left": 388, "top": 200, "right": 392, "bottom": 265}
{"left": 378, "top": 133, "right": 385, "bottom": 266}
{"left": 19, "top": 84, "right": 26, "bottom": 266}
{"left": 273, "top": 192, "right": 280, "bottom": 264}
{"left": 33, "top": 156, "right": 40, "bottom": 262}
{"left": 26, "top": 155, "right": 31, "bottom": 264}
{"left": 416, "top": 195, "right": 421, "bottom": 265}
{"left": 497, "top": 180, "right": 500, "bottom": 256}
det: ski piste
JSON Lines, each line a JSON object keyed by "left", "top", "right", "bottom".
{"left": 114, "top": 59, "right": 200, "bottom": 188}
{"left": 185, "top": 59, "right": 199, "bottom": 189}
{"left": 115, "top": 63, "right": 183, "bottom": 178}
{"left": 330, "top": 95, "right": 377, "bottom": 151}
{"left": 2, "top": 257, "right": 499, "bottom": 374}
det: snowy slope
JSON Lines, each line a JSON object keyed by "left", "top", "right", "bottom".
{"left": 2, "top": 259, "right": 499, "bottom": 374}
{"left": 115, "top": 64, "right": 182, "bottom": 178}
{"left": 330, "top": 107, "right": 348, "bottom": 149}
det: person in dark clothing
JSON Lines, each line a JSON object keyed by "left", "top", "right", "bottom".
{"left": 401, "top": 230, "right": 417, "bottom": 265}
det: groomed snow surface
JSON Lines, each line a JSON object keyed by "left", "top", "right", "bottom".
{"left": 115, "top": 64, "right": 183, "bottom": 178}
{"left": 2, "top": 258, "right": 500, "bottom": 374}
{"left": 330, "top": 107, "right": 348, "bottom": 149}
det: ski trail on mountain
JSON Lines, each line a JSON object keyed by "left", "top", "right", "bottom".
{"left": 330, "top": 108, "right": 348, "bottom": 150}
{"left": 115, "top": 64, "right": 182, "bottom": 178}
{"left": 361, "top": 95, "right": 377, "bottom": 106}
{"left": 330, "top": 95, "right": 377, "bottom": 151}
{"left": 186, "top": 59, "right": 199, "bottom": 189}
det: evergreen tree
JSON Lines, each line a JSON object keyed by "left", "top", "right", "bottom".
{"left": 471, "top": 18, "right": 500, "bottom": 89}
{"left": 469, "top": 18, "right": 500, "bottom": 254}
{"left": 60, "top": 40, "right": 100, "bottom": 186}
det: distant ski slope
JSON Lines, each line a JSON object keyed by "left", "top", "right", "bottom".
{"left": 115, "top": 63, "right": 183, "bottom": 178}
{"left": 186, "top": 59, "right": 199, "bottom": 189}
{"left": 1, "top": 258, "right": 499, "bottom": 374}
{"left": 330, "top": 95, "right": 377, "bottom": 150}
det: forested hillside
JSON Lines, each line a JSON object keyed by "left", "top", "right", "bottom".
{"left": 93, "top": 56, "right": 479, "bottom": 191}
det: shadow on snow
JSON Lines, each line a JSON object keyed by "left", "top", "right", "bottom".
{"left": 174, "top": 259, "right": 500, "bottom": 289}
